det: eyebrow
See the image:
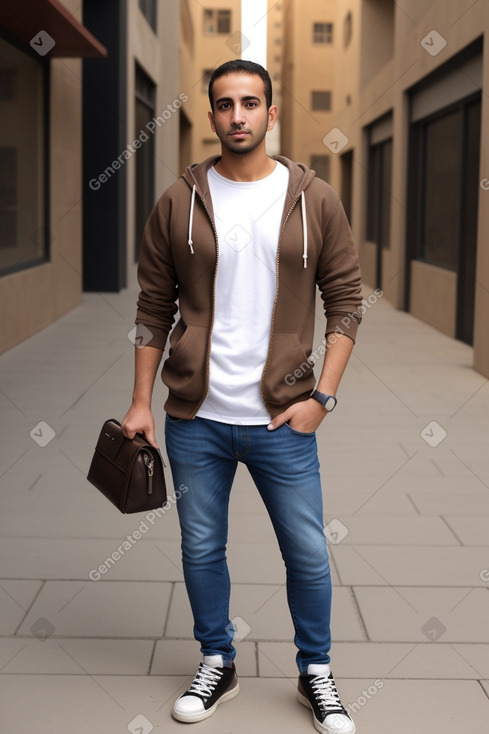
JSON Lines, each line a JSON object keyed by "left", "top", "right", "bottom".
{"left": 215, "top": 95, "right": 261, "bottom": 105}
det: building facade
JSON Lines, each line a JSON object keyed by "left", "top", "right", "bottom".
{"left": 329, "top": 0, "right": 489, "bottom": 377}
{"left": 280, "top": 0, "right": 336, "bottom": 185}
{"left": 180, "top": 0, "right": 242, "bottom": 170}
{"left": 0, "top": 0, "right": 180, "bottom": 353}
{"left": 0, "top": 0, "right": 105, "bottom": 353}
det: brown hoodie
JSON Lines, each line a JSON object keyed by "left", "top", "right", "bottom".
{"left": 135, "top": 155, "right": 362, "bottom": 419}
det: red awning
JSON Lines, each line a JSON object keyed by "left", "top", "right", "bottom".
{"left": 0, "top": 0, "right": 107, "bottom": 58}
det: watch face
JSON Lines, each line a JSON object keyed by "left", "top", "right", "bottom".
{"left": 324, "top": 396, "right": 336, "bottom": 411}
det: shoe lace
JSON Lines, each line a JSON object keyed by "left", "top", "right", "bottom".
{"left": 187, "top": 663, "right": 223, "bottom": 699}
{"left": 310, "top": 674, "right": 344, "bottom": 714}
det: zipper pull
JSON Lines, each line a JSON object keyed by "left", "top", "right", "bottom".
{"left": 143, "top": 452, "right": 154, "bottom": 495}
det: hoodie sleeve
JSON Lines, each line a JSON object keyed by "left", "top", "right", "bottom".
{"left": 135, "top": 194, "right": 178, "bottom": 350}
{"left": 316, "top": 196, "right": 363, "bottom": 342}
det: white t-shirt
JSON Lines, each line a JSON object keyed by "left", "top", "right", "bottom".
{"left": 196, "top": 161, "right": 290, "bottom": 424}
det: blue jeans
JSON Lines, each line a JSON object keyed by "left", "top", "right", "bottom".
{"left": 164, "top": 415, "right": 332, "bottom": 675}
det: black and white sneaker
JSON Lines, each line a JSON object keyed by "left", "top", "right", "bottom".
{"left": 172, "top": 654, "right": 239, "bottom": 723}
{"left": 298, "top": 664, "right": 355, "bottom": 734}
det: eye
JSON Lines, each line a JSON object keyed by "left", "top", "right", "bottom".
{"left": 218, "top": 102, "right": 231, "bottom": 110}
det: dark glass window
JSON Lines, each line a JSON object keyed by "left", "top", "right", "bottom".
{"left": 202, "top": 69, "right": 213, "bottom": 94}
{"left": 134, "top": 64, "right": 155, "bottom": 261}
{"left": 313, "top": 23, "right": 333, "bottom": 44}
{"left": 406, "top": 92, "right": 481, "bottom": 344}
{"left": 343, "top": 12, "right": 352, "bottom": 47}
{"left": 138, "top": 0, "right": 157, "bottom": 32}
{"left": 0, "top": 37, "right": 48, "bottom": 276}
{"left": 311, "top": 155, "right": 330, "bottom": 183}
{"left": 311, "top": 91, "right": 331, "bottom": 111}
{"left": 204, "top": 9, "right": 231, "bottom": 35}
{"left": 422, "top": 111, "right": 460, "bottom": 268}
{"left": 366, "top": 138, "right": 392, "bottom": 249}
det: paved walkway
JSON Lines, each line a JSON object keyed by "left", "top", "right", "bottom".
{"left": 1, "top": 281, "right": 489, "bottom": 733}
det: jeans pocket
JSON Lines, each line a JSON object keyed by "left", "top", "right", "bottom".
{"left": 166, "top": 413, "right": 184, "bottom": 424}
{"left": 283, "top": 422, "right": 316, "bottom": 437}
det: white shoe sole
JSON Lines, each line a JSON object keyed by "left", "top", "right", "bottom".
{"left": 297, "top": 691, "right": 356, "bottom": 734}
{"left": 172, "top": 681, "right": 240, "bottom": 723}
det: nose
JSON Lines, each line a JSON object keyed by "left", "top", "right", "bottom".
{"left": 231, "top": 104, "right": 245, "bottom": 126}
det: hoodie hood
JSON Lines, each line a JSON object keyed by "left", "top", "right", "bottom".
{"left": 182, "top": 155, "right": 316, "bottom": 267}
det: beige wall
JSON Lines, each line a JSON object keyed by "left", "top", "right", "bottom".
{"left": 125, "top": 0, "right": 180, "bottom": 287}
{"left": 193, "top": 0, "right": 242, "bottom": 163}
{"left": 266, "top": 0, "right": 283, "bottom": 156}
{"left": 409, "top": 261, "right": 457, "bottom": 337}
{"left": 179, "top": 0, "right": 200, "bottom": 170}
{"left": 0, "top": 0, "right": 83, "bottom": 354}
{"left": 332, "top": 0, "right": 489, "bottom": 376}
{"left": 281, "top": 0, "right": 336, "bottom": 171}
{"left": 473, "top": 32, "right": 489, "bottom": 377}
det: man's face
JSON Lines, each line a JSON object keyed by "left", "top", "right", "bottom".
{"left": 208, "top": 72, "right": 277, "bottom": 155}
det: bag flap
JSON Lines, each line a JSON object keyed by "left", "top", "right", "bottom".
{"left": 95, "top": 419, "right": 130, "bottom": 462}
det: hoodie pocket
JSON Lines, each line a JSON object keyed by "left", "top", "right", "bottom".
{"left": 162, "top": 324, "right": 209, "bottom": 401}
{"left": 262, "top": 332, "right": 316, "bottom": 405}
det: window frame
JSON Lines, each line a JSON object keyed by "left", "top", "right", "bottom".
{"left": 407, "top": 97, "right": 481, "bottom": 273}
{"left": 0, "top": 31, "right": 50, "bottom": 278}
{"left": 138, "top": 0, "right": 158, "bottom": 33}
{"left": 311, "top": 90, "right": 331, "bottom": 111}
{"left": 310, "top": 154, "right": 330, "bottom": 183}
{"left": 203, "top": 9, "right": 232, "bottom": 35}
{"left": 313, "top": 22, "right": 333, "bottom": 44}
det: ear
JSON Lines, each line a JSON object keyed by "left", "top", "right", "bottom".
{"left": 208, "top": 110, "right": 216, "bottom": 133}
{"left": 267, "top": 105, "right": 278, "bottom": 132}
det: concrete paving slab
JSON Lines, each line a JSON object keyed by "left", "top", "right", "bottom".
{"left": 151, "top": 639, "right": 257, "bottom": 676}
{"left": 333, "top": 545, "right": 488, "bottom": 586}
{"left": 165, "top": 580, "right": 294, "bottom": 641}
{"left": 323, "top": 515, "right": 459, "bottom": 545}
{"left": 16, "top": 580, "right": 172, "bottom": 638}
{"left": 409, "top": 491, "right": 489, "bottom": 516}
{"left": 451, "top": 644, "right": 489, "bottom": 679}
{"left": 258, "top": 640, "right": 486, "bottom": 679}
{"left": 0, "top": 538, "right": 184, "bottom": 581}
{"left": 443, "top": 516, "right": 489, "bottom": 546}
{"left": 0, "top": 637, "right": 153, "bottom": 675}
{"left": 332, "top": 641, "right": 485, "bottom": 679}
{"left": 353, "top": 586, "right": 489, "bottom": 642}
{"left": 0, "top": 507, "right": 182, "bottom": 541}
{"left": 0, "top": 580, "right": 43, "bottom": 635}
{"left": 1, "top": 674, "right": 488, "bottom": 734}
{"left": 165, "top": 582, "right": 365, "bottom": 644}
{"left": 2, "top": 280, "right": 489, "bottom": 731}
{"left": 327, "top": 489, "right": 420, "bottom": 516}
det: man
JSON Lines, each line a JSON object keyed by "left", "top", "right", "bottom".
{"left": 122, "top": 60, "right": 362, "bottom": 734}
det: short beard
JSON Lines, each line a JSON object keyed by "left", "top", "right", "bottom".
{"left": 216, "top": 119, "right": 268, "bottom": 156}
{"left": 221, "top": 135, "right": 262, "bottom": 155}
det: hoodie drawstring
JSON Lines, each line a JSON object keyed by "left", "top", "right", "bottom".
{"left": 187, "top": 184, "right": 196, "bottom": 254}
{"left": 188, "top": 181, "right": 308, "bottom": 266}
{"left": 301, "top": 191, "right": 308, "bottom": 268}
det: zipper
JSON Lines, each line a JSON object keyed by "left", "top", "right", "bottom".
{"left": 259, "top": 193, "right": 303, "bottom": 407}
{"left": 189, "top": 183, "right": 219, "bottom": 418}
{"left": 142, "top": 450, "right": 154, "bottom": 495}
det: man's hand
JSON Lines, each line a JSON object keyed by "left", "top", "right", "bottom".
{"left": 121, "top": 402, "right": 159, "bottom": 448}
{"left": 267, "top": 398, "right": 327, "bottom": 434}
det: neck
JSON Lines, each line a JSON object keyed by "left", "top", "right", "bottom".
{"left": 214, "top": 144, "right": 276, "bottom": 182}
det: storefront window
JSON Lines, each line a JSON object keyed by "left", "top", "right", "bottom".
{"left": 0, "top": 37, "right": 47, "bottom": 275}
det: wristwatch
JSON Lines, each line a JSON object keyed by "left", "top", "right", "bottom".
{"left": 310, "top": 390, "right": 337, "bottom": 412}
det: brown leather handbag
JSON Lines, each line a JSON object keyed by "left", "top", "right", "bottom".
{"left": 87, "top": 419, "right": 167, "bottom": 513}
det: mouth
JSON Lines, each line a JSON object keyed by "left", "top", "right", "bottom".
{"left": 229, "top": 130, "right": 250, "bottom": 138}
